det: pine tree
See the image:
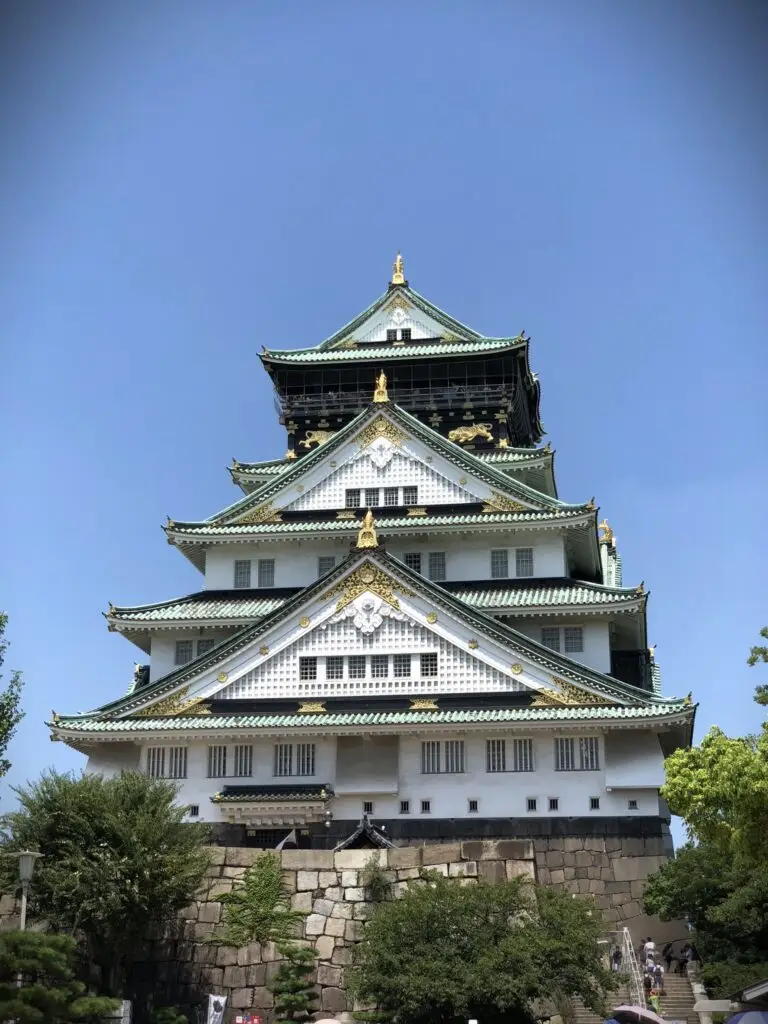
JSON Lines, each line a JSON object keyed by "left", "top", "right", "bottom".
{"left": 270, "top": 941, "right": 319, "bottom": 1024}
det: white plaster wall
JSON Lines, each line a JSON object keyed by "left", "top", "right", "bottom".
{"left": 149, "top": 629, "right": 238, "bottom": 682}
{"left": 204, "top": 541, "right": 352, "bottom": 591}
{"left": 84, "top": 744, "right": 141, "bottom": 778}
{"left": 512, "top": 620, "right": 612, "bottom": 673}
{"left": 604, "top": 732, "right": 666, "bottom": 788}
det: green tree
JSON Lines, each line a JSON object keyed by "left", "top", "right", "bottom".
{"left": 0, "top": 770, "right": 211, "bottom": 997}
{"left": 0, "top": 930, "right": 119, "bottom": 1023}
{"left": 214, "top": 851, "right": 305, "bottom": 948}
{"left": 748, "top": 625, "right": 768, "bottom": 706}
{"left": 150, "top": 1007, "right": 188, "bottom": 1024}
{"left": 270, "top": 941, "right": 319, "bottom": 1023}
{"left": 0, "top": 612, "right": 24, "bottom": 782}
{"left": 349, "top": 872, "right": 615, "bottom": 1024}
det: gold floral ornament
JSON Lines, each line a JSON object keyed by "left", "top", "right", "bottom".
{"left": 299, "top": 616, "right": 310, "bottom": 628}
{"left": 468, "top": 639, "right": 479, "bottom": 650}
{"left": 259, "top": 646, "right": 270, "bottom": 656}
{"left": 510, "top": 663, "right": 523, "bottom": 674}
{"left": 354, "top": 416, "right": 406, "bottom": 449}
{"left": 531, "top": 677, "right": 613, "bottom": 707}
{"left": 356, "top": 509, "right": 379, "bottom": 549}
{"left": 134, "top": 687, "right": 211, "bottom": 717}
{"left": 238, "top": 502, "right": 283, "bottom": 525}
{"left": 482, "top": 491, "right": 530, "bottom": 514}
{"left": 372, "top": 370, "right": 389, "bottom": 404}
{"left": 298, "top": 701, "right": 326, "bottom": 714}
{"left": 217, "top": 672, "right": 228, "bottom": 683}
{"left": 426, "top": 612, "right": 438, "bottom": 624}
{"left": 322, "top": 562, "right": 414, "bottom": 612}
{"left": 410, "top": 698, "right": 438, "bottom": 711}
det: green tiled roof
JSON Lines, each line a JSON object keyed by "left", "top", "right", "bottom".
{"left": 262, "top": 338, "right": 525, "bottom": 365}
{"left": 109, "top": 595, "right": 288, "bottom": 623}
{"left": 230, "top": 459, "right": 290, "bottom": 478}
{"left": 450, "top": 581, "right": 645, "bottom": 610}
{"left": 53, "top": 702, "right": 694, "bottom": 733}
{"left": 475, "top": 449, "right": 551, "bottom": 464}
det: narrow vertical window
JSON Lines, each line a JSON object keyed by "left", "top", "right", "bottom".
{"left": 515, "top": 547, "right": 534, "bottom": 577}
{"left": 580, "top": 736, "right": 600, "bottom": 770}
{"left": 420, "top": 653, "right": 438, "bottom": 677}
{"left": 296, "top": 743, "right": 316, "bottom": 776}
{"left": 486, "top": 739, "right": 506, "bottom": 773}
{"left": 468, "top": 799, "right": 479, "bottom": 813}
{"left": 233, "top": 559, "right": 251, "bottom": 589}
{"left": 428, "top": 552, "right": 446, "bottom": 581}
{"left": 147, "top": 747, "right": 165, "bottom": 778}
{"left": 167, "top": 747, "right": 187, "bottom": 779}
{"left": 444, "top": 740, "right": 465, "bottom": 773}
{"left": 511, "top": 738, "right": 534, "bottom": 772}
{"left": 274, "top": 744, "right": 293, "bottom": 777}
{"left": 363, "top": 800, "right": 374, "bottom": 815}
{"left": 400, "top": 800, "right": 410, "bottom": 814}
{"left": 421, "top": 741, "right": 441, "bottom": 774}
{"left": 197, "top": 638, "right": 215, "bottom": 657}
{"left": 174, "top": 640, "right": 194, "bottom": 665}
{"left": 564, "top": 627, "right": 584, "bottom": 653}
{"left": 589, "top": 796, "right": 600, "bottom": 810}
{"left": 404, "top": 552, "right": 422, "bottom": 573}
{"left": 490, "top": 549, "right": 509, "bottom": 579}
{"left": 299, "top": 657, "right": 317, "bottom": 680}
{"left": 318, "top": 556, "right": 336, "bottom": 577}
{"left": 234, "top": 745, "right": 253, "bottom": 777}
{"left": 403, "top": 486, "right": 418, "bottom": 505}
{"left": 541, "top": 627, "right": 561, "bottom": 652}
{"left": 554, "top": 737, "right": 576, "bottom": 771}
{"left": 420, "top": 799, "right": 431, "bottom": 814}
{"left": 527, "top": 797, "right": 537, "bottom": 812}
{"left": 207, "top": 745, "right": 227, "bottom": 778}
{"left": 257, "top": 558, "right": 275, "bottom": 588}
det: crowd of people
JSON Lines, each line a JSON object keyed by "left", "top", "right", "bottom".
{"left": 609, "top": 936, "right": 699, "bottom": 1013}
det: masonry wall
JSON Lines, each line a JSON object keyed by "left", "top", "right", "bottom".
{"left": 0, "top": 837, "right": 677, "bottom": 1024}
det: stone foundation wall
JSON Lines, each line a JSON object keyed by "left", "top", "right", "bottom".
{"left": 0, "top": 836, "right": 675, "bottom": 1023}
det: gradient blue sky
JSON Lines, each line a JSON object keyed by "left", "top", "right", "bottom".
{"left": 1, "top": 3, "right": 766, "bottom": 834}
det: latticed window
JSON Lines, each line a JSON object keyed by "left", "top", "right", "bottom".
{"left": 257, "top": 558, "right": 275, "bottom": 588}
{"left": 349, "top": 656, "right": 366, "bottom": 679}
{"left": 511, "top": 738, "right": 534, "bottom": 772}
{"left": 401, "top": 328, "right": 412, "bottom": 341}
{"left": 421, "top": 800, "right": 431, "bottom": 813}
{"left": 490, "top": 549, "right": 509, "bottom": 579}
{"left": 486, "top": 739, "right": 506, "bottom": 773}
{"left": 515, "top": 547, "right": 534, "bottom": 577}
{"left": 554, "top": 737, "right": 575, "bottom": 771}
{"left": 404, "top": 552, "right": 422, "bottom": 573}
{"left": 564, "top": 627, "right": 584, "bottom": 653}
{"left": 371, "top": 655, "right": 388, "bottom": 678}
{"left": 403, "top": 486, "right": 418, "bottom": 505}
{"left": 146, "top": 747, "right": 165, "bottom": 778}
{"left": 420, "top": 652, "right": 438, "bottom": 676}
{"left": 363, "top": 800, "right": 374, "bottom": 815}
{"left": 345, "top": 489, "right": 361, "bottom": 507}
{"left": 384, "top": 487, "right": 399, "bottom": 506}
{"left": 167, "top": 747, "right": 187, "bottom": 779}
{"left": 233, "top": 559, "right": 251, "bottom": 588}
{"left": 386, "top": 329, "right": 397, "bottom": 342}
{"left": 421, "top": 741, "right": 441, "bottom": 774}
{"left": 208, "top": 745, "right": 227, "bottom": 778}
{"left": 527, "top": 797, "right": 537, "bottom": 812}
{"left": 296, "top": 743, "right": 315, "bottom": 776}
{"left": 428, "top": 552, "right": 446, "bottom": 581}
{"left": 549, "top": 797, "right": 559, "bottom": 811}
{"left": 400, "top": 800, "right": 410, "bottom": 814}
{"left": 444, "top": 740, "right": 465, "bottom": 773}
{"left": 365, "top": 488, "right": 380, "bottom": 507}
{"left": 197, "top": 639, "right": 215, "bottom": 657}
{"left": 326, "top": 656, "right": 344, "bottom": 680}
{"left": 590, "top": 796, "right": 600, "bottom": 810}
{"left": 274, "top": 744, "right": 293, "bottom": 776}
{"left": 468, "top": 799, "right": 479, "bottom": 813}
{"left": 393, "top": 654, "right": 411, "bottom": 678}
{"left": 174, "top": 641, "right": 193, "bottom": 665}
{"left": 318, "top": 556, "right": 336, "bottom": 577}
{"left": 299, "top": 657, "right": 317, "bottom": 680}
{"left": 580, "top": 736, "right": 600, "bottom": 770}
{"left": 541, "top": 627, "right": 561, "bottom": 651}
{"left": 234, "top": 744, "right": 253, "bottom": 777}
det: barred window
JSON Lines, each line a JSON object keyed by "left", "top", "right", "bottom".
{"left": 486, "top": 738, "right": 506, "bottom": 773}
{"left": 299, "top": 657, "right": 317, "bottom": 680}
{"left": 515, "top": 547, "right": 534, "bottom": 577}
{"left": 444, "top": 740, "right": 465, "bottom": 773}
{"left": 490, "top": 549, "right": 509, "bottom": 579}
{"left": 363, "top": 800, "right": 374, "bottom": 815}
{"left": 207, "top": 745, "right": 227, "bottom": 778}
{"left": 401, "top": 328, "right": 412, "bottom": 341}
{"left": 296, "top": 743, "right": 315, "bottom": 776}
{"left": 554, "top": 737, "right": 575, "bottom": 771}
{"left": 404, "top": 552, "right": 422, "bottom": 573}
{"left": 167, "top": 747, "right": 187, "bottom": 779}
{"left": 511, "top": 738, "right": 534, "bottom": 772}
{"left": 257, "top": 558, "right": 275, "bottom": 588}
{"left": 628, "top": 799, "right": 638, "bottom": 810}
{"left": 188, "top": 805, "right": 199, "bottom": 817}
{"left": 564, "top": 627, "right": 584, "bottom": 653}
{"left": 345, "top": 489, "right": 361, "bottom": 507}
{"left": 403, "top": 486, "right": 418, "bottom": 505}
{"left": 468, "top": 799, "right": 479, "bottom": 813}
{"left": 420, "top": 799, "right": 431, "bottom": 814}
{"left": 146, "top": 747, "right": 165, "bottom": 778}
{"left": 393, "top": 654, "right": 411, "bottom": 678}
{"left": 197, "top": 638, "right": 215, "bottom": 657}
{"left": 590, "top": 796, "right": 600, "bottom": 810}
{"left": 234, "top": 744, "right": 253, "bottom": 777}
{"left": 326, "top": 656, "right": 344, "bottom": 680}
{"left": 580, "top": 736, "right": 600, "bottom": 770}
{"left": 384, "top": 487, "right": 399, "bottom": 506}
{"left": 541, "top": 627, "right": 561, "bottom": 652}
{"left": 349, "top": 656, "right": 366, "bottom": 679}
{"left": 174, "top": 640, "right": 193, "bottom": 665}
{"left": 274, "top": 743, "right": 293, "bottom": 777}
{"left": 421, "top": 741, "right": 441, "bottom": 774}
{"left": 400, "top": 800, "right": 410, "bottom": 814}
{"left": 527, "top": 797, "right": 537, "bottom": 812}
{"left": 318, "top": 556, "right": 336, "bottom": 577}
{"left": 549, "top": 797, "right": 559, "bottom": 811}
{"left": 386, "top": 329, "right": 397, "bottom": 342}
{"left": 371, "top": 655, "right": 388, "bottom": 678}
{"left": 233, "top": 559, "right": 251, "bottom": 588}
{"left": 428, "top": 551, "right": 446, "bottom": 581}
{"left": 420, "top": 652, "right": 438, "bottom": 677}
{"left": 365, "top": 488, "right": 380, "bottom": 507}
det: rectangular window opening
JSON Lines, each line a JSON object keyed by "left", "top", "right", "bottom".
{"left": 541, "top": 627, "right": 561, "bottom": 652}
{"left": 421, "top": 741, "right": 441, "bottom": 775}
{"left": 400, "top": 800, "right": 410, "bottom": 814}
{"left": 486, "top": 738, "right": 506, "bottom": 773}
{"left": 590, "top": 796, "right": 600, "bottom": 811}
{"left": 400, "top": 328, "right": 412, "bottom": 341}
{"left": 386, "top": 329, "right": 397, "bottom": 342}
{"left": 549, "top": 797, "right": 559, "bottom": 811}
{"left": 490, "top": 549, "right": 509, "bottom": 579}
{"left": 197, "top": 638, "right": 215, "bottom": 657}
{"left": 299, "top": 657, "right": 318, "bottom": 681}
{"left": 428, "top": 551, "right": 446, "bottom": 581}
{"left": 468, "top": 799, "right": 479, "bottom": 813}
{"left": 393, "top": 654, "right": 411, "bottom": 678}
{"left": 420, "top": 652, "right": 438, "bottom": 677}
{"left": 420, "top": 799, "right": 431, "bottom": 814}
{"left": 326, "top": 656, "right": 344, "bottom": 680}
{"left": 527, "top": 797, "right": 537, "bottom": 812}
{"left": 564, "top": 627, "right": 584, "bottom": 653}
{"left": 365, "top": 488, "right": 380, "bottom": 507}
{"left": 371, "top": 654, "right": 389, "bottom": 678}
{"left": 257, "top": 558, "right": 275, "bottom": 588}
{"left": 515, "top": 547, "right": 534, "bottom": 577}
{"left": 207, "top": 745, "right": 227, "bottom": 778}
{"left": 233, "top": 559, "right": 251, "bottom": 589}
{"left": 403, "top": 486, "right": 419, "bottom": 506}
{"left": 444, "top": 739, "right": 465, "bottom": 774}
{"left": 234, "top": 744, "right": 253, "bottom": 778}
{"left": 363, "top": 801, "right": 374, "bottom": 815}
{"left": 345, "top": 489, "right": 361, "bottom": 508}
{"left": 349, "top": 655, "right": 366, "bottom": 679}
{"left": 188, "top": 805, "right": 199, "bottom": 818}
{"left": 384, "top": 487, "right": 399, "bottom": 506}
{"left": 628, "top": 799, "right": 638, "bottom": 811}
{"left": 174, "top": 640, "right": 193, "bottom": 666}
{"left": 404, "top": 552, "right": 422, "bottom": 574}
{"left": 318, "top": 555, "right": 336, "bottom": 577}
{"left": 274, "top": 743, "right": 293, "bottom": 777}
{"left": 511, "top": 738, "right": 534, "bottom": 772}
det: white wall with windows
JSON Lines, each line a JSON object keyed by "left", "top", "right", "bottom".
{"left": 148, "top": 629, "right": 238, "bottom": 682}
{"left": 204, "top": 541, "right": 352, "bottom": 591}
{"left": 511, "top": 619, "right": 612, "bottom": 673}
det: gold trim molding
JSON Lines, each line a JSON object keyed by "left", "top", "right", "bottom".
{"left": 482, "top": 491, "right": 531, "bottom": 514}
{"left": 410, "top": 698, "right": 439, "bottom": 711}
{"left": 531, "top": 677, "right": 614, "bottom": 707}
{"left": 134, "top": 687, "right": 212, "bottom": 718}
{"left": 238, "top": 502, "right": 283, "bottom": 525}
{"left": 297, "top": 701, "right": 326, "bottom": 714}
{"left": 322, "top": 562, "right": 414, "bottom": 612}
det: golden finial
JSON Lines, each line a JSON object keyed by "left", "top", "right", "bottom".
{"left": 683, "top": 692, "right": 693, "bottom": 706}
{"left": 231, "top": 457, "right": 239, "bottom": 468}
{"left": 372, "top": 370, "right": 389, "bottom": 403}
{"left": 284, "top": 450, "right": 297, "bottom": 460}
{"left": 391, "top": 251, "right": 405, "bottom": 285}
{"left": 586, "top": 496, "right": 596, "bottom": 510}
{"left": 356, "top": 509, "right": 379, "bottom": 549}
{"left": 543, "top": 442, "right": 552, "bottom": 454}
{"left": 635, "top": 581, "right": 645, "bottom": 594}
{"left": 598, "top": 518, "right": 614, "bottom": 545}
{"left": 51, "top": 710, "right": 61, "bottom": 725}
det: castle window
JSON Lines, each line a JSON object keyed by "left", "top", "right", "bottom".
{"left": 371, "top": 655, "right": 389, "bottom": 678}
{"left": 146, "top": 747, "right": 165, "bottom": 778}
{"left": 580, "top": 736, "right": 600, "bottom": 770}
{"left": 386, "top": 329, "right": 397, "bottom": 342}
{"left": 511, "top": 738, "right": 534, "bottom": 772}
{"left": 400, "top": 800, "right": 410, "bottom": 814}
{"left": 549, "top": 797, "right": 559, "bottom": 811}
{"left": 174, "top": 640, "right": 193, "bottom": 665}
{"left": 490, "top": 549, "right": 509, "bottom": 578}
{"left": 564, "top": 627, "right": 584, "bottom": 653}
{"left": 274, "top": 744, "right": 292, "bottom": 776}
{"left": 326, "top": 656, "right": 344, "bottom": 680}
{"left": 234, "top": 744, "right": 253, "bottom": 777}
{"left": 403, "top": 486, "right": 419, "bottom": 505}
{"left": 167, "top": 747, "right": 187, "bottom": 779}
{"left": 527, "top": 798, "right": 537, "bottom": 812}
{"left": 404, "top": 552, "right": 422, "bottom": 573}
{"left": 363, "top": 801, "right": 374, "bottom": 815}
{"left": 257, "top": 558, "right": 275, "bottom": 588}
{"left": 207, "top": 745, "right": 227, "bottom": 778}
{"left": 428, "top": 552, "right": 446, "bottom": 581}
{"left": 299, "top": 657, "right": 317, "bottom": 680}
{"left": 349, "top": 656, "right": 366, "bottom": 679}
{"left": 541, "top": 627, "right": 561, "bottom": 652}
{"left": 345, "top": 489, "right": 361, "bottom": 508}
{"left": 420, "top": 799, "right": 431, "bottom": 814}
{"left": 590, "top": 797, "right": 600, "bottom": 811}
{"left": 421, "top": 741, "right": 441, "bottom": 774}
{"left": 515, "top": 547, "right": 534, "bottom": 577}
{"left": 187, "top": 805, "right": 199, "bottom": 818}
{"left": 393, "top": 654, "right": 411, "bottom": 678}
{"left": 365, "top": 488, "right": 380, "bottom": 507}
{"left": 486, "top": 739, "right": 506, "bottom": 773}
{"left": 554, "top": 736, "right": 600, "bottom": 771}
{"left": 401, "top": 328, "right": 412, "bottom": 341}
{"left": 444, "top": 740, "right": 465, "bottom": 773}
{"left": 296, "top": 743, "right": 316, "bottom": 776}
{"left": 318, "top": 555, "right": 336, "bottom": 577}
{"left": 468, "top": 799, "right": 479, "bottom": 813}
{"left": 197, "top": 639, "right": 215, "bottom": 657}
{"left": 420, "top": 652, "right": 438, "bottom": 676}
{"left": 384, "top": 487, "right": 399, "bottom": 506}
{"left": 233, "top": 559, "right": 251, "bottom": 589}
{"left": 628, "top": 799, "right": 638, "bottom": 810}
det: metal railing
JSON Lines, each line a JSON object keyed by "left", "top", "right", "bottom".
{"left": 274, "top": 382, "right": 513, "bottom": 417}
{"left": 621, "top": 927, "right": 647, "bottom": 1009}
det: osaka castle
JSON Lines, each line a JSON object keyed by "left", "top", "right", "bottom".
{"left": 50, "top": 255, "right": 695, "bottom": 850}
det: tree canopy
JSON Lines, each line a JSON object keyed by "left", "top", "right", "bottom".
{"left": 0, "top": 770, "right": 211, "bottom": 996}
{"left": 0, "top": 612, "right": 24, "bottom": 782}
{"left": 349, "top": 872, "right": 615, "bottom": 1024}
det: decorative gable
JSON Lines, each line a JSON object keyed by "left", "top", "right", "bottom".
{"left": 338, "top": 291, "right": 469, "bottom": 346}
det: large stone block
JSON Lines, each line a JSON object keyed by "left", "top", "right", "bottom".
{"left": 344, "top": 887, "right": 365, "bottom": 902}
{"left": 236, "top": 942, "right": 263, "bottom": 966}
{"left": 387, "top": 846, "right": 421, "bottom": 869}
{"left": 449, "top": 860, "right": 478, "bottom": 878}
{"left": 227, "top": 848, "right": 262, "bottom": 868}
{"left": 321, "top": 987, "right": 348, "bottom": 1013}
{"left": 221, "top": 865, "right": 247, "bottom": 879}
{"left": 630, "top": 880, "right": 646, "bottom": 898}
{"left": 423, "top": 843, "right": 462, "bottom": 865}
{"left": 230, "top": 987, "right": 254, "bottom": 1009}
{"left": 193, "top": 944, "right": 217, "bottom": 965}
{"left": 341, "top": 870, "right": 358, "bottom": 887}
{"left": 315, "top": 934, "right": 335, "bottom": 960}
{"left": 252, "top": 986, "right": 275, "bottom": 1009}
{"left": 332, "top": 945, "right": 353, "bottom": 966}
{"left": 496, "top": 840, "right": 535, "bottom": 861}
{"left": 223, "top": 965, "right": 247, "bottom": 988}
{"left": 345, "top": 919, "right": 364, "bottom": 941}
{"left": 313, "top": 898, "right": 334, "bottom": 917}
{"left": 612, "top": 857, "right": 666, "bottom": 883}
{"left": 180, "top": 902, "right": 198, "bottom": 920}
{"left": 262, "top": 941, "right": 280, "bottom": 962}
{"left": 199, "top": 965, "right": 224, "bottom": 987}
{"left": 550, "top": 869, "right": 565, "bottom": 884}
{"left": 564, "top": 838, "right": 584, "bottom": 853}
{"left": 281, "top": 850, "right": 334, "bottom": 870}
{"left": 318, "top": 870, "right": 339, "bottom": 887}
{"left": 574, "top": 851, "right": 593, "bottom": 868}
{"left": 331, "top": 902, "right": 353, "bottom": 919}
{"left": 282, "top": 870, "right": 297, "bottom": 894}
{"left": 291, "top": 891, "right": 312, "bottom": 912}
{"left": 197, "top": 902, "right": 221, "bottom": 924}
{"left": 335, "top": 849, "right": 385, "bottom": 870}
{"left": 317, "top": 963, "right": 343, "bottom": 987}
{"left": 206, "top": 846, "right": 227, "bottom": 865}
{"left": 478, "top": 861, "right": 506, "bottom": 883}
{"left": 506, "top": 861, "right": 535, "bottom": 881}
{"left": 297, "top": 870, "right": 319, "bottom": 891}
{"left": 563, "top": 867, "right": 576, "bottom": 881}
{"left": 620, "top": 900, "right": 642, "bottom": 920}
{"left": 546, "top": 851, "right": 565, "bottom": 868}
{"left": 397, "top": 867, "right": 420, "bottom": 880}
{"left": 193, "top": 922, "right": 215, "bottom": 941}
{"left": 324, "top": 916, "right": 346, "bottom": 937}
{"left": 216, "top": 945, "right": 239, "bottom": 967}
{"left": 353, "top": 903, "right": 373, "bottom": 920}
{"left": 583, "top": 837, "right": 607, "bottom": 853}
{"left": 325, "top": 886, "right": 343, "bottom": 901}
{"left": 305, "top": 914, "right": 326, "bottom": 936}
{"left": 622, "top": 838, "right": 646, "bottom": 857}
{"left": 246, "top": 963, "right": 267, "bottom": 987}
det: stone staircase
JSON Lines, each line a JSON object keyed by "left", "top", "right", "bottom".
{"left": 569, "top": 970, "right": 698, "bottom": 1024}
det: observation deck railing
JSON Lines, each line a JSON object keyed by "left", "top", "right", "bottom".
{"left": 274, "top": 383, "right": 512, "bottom": 418}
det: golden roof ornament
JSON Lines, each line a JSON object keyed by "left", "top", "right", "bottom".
{"left": 356, "top": 509, "right": 379, "bottom": 549}
{"left": 372, "top": 370, "right": 389, "bottom": 403}
{"left": 391, "top": 251, "right": 405, "bottom": 285}
{"left": 598, "top": 518, "right": 614, "bottom": 545}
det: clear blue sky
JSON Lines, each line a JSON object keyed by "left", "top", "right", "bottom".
{"left": 1, "top": 3, "right": 766, "bottom": 836}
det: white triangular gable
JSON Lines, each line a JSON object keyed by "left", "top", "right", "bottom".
{"left": 339, "top": 294, "right": 468, "bottom": 346}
